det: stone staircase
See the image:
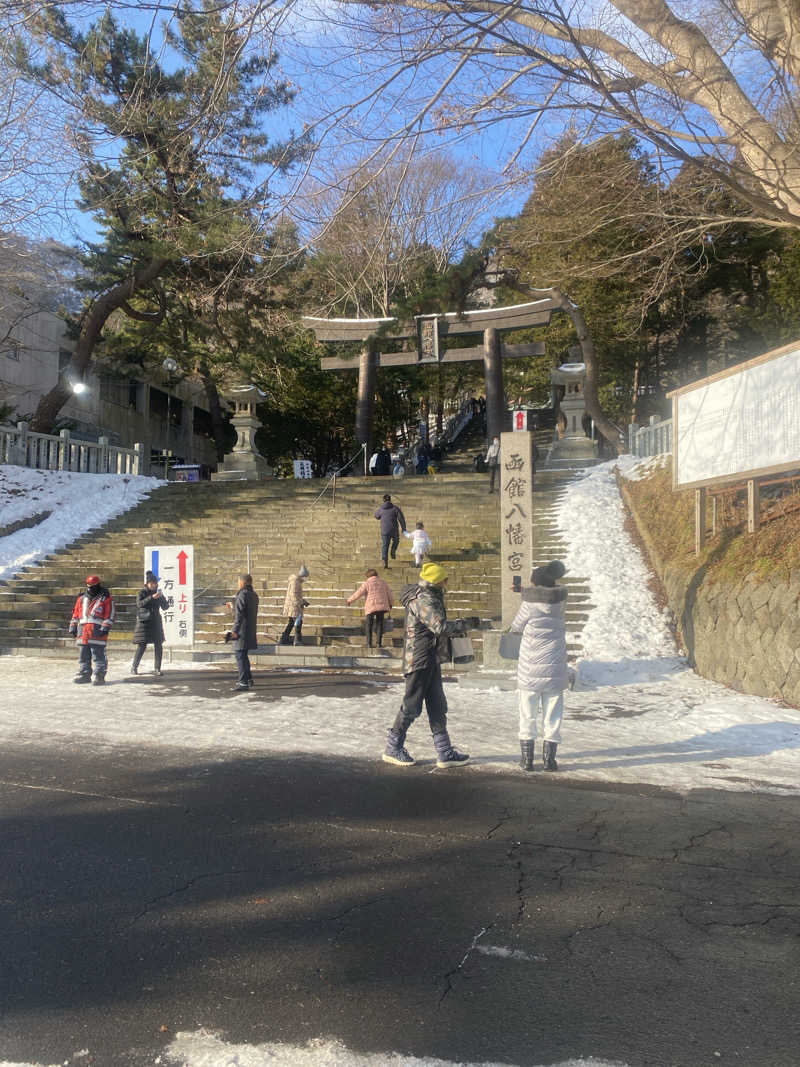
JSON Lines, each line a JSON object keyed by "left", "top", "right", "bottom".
{"left": 0, "top": 424, "right": 594, "bottom": 670}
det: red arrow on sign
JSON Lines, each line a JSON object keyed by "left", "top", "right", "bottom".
{"left": 177, "top": 550, "right": 189, "bottom": 585}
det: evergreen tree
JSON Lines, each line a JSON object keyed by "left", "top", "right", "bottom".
{"left": 14, "top": 3, "right": 302, "bottom": 432}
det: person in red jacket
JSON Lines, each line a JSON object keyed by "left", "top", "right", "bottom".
{"left": 68, "top": 574, "right": 116, "bottom": 685}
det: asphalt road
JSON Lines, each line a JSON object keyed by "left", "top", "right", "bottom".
{"left": 1, "top": 736, "right": 799, "bottom": 1066}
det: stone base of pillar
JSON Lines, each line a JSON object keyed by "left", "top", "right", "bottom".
{"left": 211, "top": 452, "right": 273, "bottom": 482}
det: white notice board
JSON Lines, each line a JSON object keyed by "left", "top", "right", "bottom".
{"left": 144, "top": 544, "right": 194, "bottom": 645}
{"left": 671, "top": 342, "right": 800, "bottom": 489}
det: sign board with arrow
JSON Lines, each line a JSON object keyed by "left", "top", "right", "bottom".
{"left": 144, "top": 544, "right": 194, "bottom": 646}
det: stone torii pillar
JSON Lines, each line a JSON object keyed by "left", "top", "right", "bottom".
{"left": 303, "top": 300, "right": 558, "bottom": 450}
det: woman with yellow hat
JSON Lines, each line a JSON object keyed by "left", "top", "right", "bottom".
{"left": 382, "top": 562, "right": 469, "bottom": 768}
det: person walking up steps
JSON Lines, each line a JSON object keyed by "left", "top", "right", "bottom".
{"left": 374, "top": 493, "right": 407, "bottom": 569}
{"left": 405, "top": 521, "right": 432, "bottom": 567}
{"left": 510, "top": 560, "right": 568, "bottom": 772}
{"left": 280, "top": 564, "right": 309, "bottom": 645}
{"left": 382, "top": 562, "right": 469, "bottom": 769}
{"left": 68, "top": 574, "right": 116, "bottom": 685}
{"left": 131, "top": 571, "right": 168, "bottom": 675}
{"left": 346, "top": 568, "right": 394, "bottom": 648}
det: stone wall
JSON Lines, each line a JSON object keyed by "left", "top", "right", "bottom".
{"left": 620, "top": 480, "right": 800, "bottom": 708}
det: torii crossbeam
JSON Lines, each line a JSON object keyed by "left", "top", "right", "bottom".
{"left": 303, "top": 298, "right": 558, "bottom": 448}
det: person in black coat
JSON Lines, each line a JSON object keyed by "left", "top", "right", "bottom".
{"left": 226, "top": 573, "right": 260, "bottom": 692}
{"left": 131, "top": 571, "right": 168, "bottom": 675}
{"left": 374, "top": 445, "right": 392, "bottom": 476}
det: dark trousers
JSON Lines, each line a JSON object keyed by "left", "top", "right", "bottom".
{"left": 235, "top": 649, "right": 252, "bottom": 685}
{"left": 366, "top": 610, "right": 385, "bottom": 647}
{"left": 488, "top": 462, "right": 499, "bottom": 492}
{"left": 78, "top": 642, "right": 107, "bottom": 676}
{"left": 392, "top": 659, "right": 448, "bottom": 737}
{"left": 132, "top": 641, "right": 162, "bottom": 671}
{"left": 381, "top": 531, "right": 399, "bottom": 564}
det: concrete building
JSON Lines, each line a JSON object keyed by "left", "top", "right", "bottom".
{"left": 0, "top": 308, "right": 219, "bottom": 472}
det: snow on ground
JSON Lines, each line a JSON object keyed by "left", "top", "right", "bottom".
{"left": 0, "top": 465, "right": 163, "bottom": 582}
{"left": 2, "top": 457, "right": 800, "bottom": 796}
{"left": 0, "top": 1042, "right": 625, "bottom": 1067}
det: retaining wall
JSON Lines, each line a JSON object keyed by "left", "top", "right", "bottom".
{"left": 620, "top": 479, "right": 800, "bottom": 708}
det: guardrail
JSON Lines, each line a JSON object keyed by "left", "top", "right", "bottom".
{"left": 628, "top": 415, "right": 673, "bottom": 458}
{"left": 0, "top": 423, "right": 145, "bottom": 475}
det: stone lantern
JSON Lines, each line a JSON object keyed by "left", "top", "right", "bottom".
{"left": 211, "top": 383, "right": 272, "bottom": 481}
{"left": 551, "top": 362, "right": 588, "bottom": 438}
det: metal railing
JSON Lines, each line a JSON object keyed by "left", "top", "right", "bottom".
{"left": 310, "top": 443, "right": 368, "bottom": 508}
{"left": 628, "top": 415, "right": 673, "bottom": 458}
{"left": 0, "top": 423, "right": 145, "bottom": 475}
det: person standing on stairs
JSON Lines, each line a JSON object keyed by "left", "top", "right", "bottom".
{"left": 485, "top": 436, "right": 501, "bottom": 493}
{"left": 510, "top": 560, "right": 568, "bottom": 772}
{"left": 68, "top": 574, "right": 116, "bottom": 685}
{"left": 374, "top": 494, "right": 407, "bottom": 569}
{"left": 280, "top": 564, "right": 309, "bottom": 645}
{"left": 227, "top": 573, "right": 259, "bottom": 691}
{"left": 382, "top": 562, "right": 470, "bottom": 769}
{"left": 346, "top": 568, "right": 394, "bottom": 648}
{"left": 130, "top": 571, "right": 168, "bottom": 676}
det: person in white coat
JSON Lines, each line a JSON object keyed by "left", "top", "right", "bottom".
{"left": 510, "top": 560, "right": 568, "bottom": 772}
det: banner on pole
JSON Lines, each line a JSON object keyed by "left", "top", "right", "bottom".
{"left": 144, "top": 544, "right": 194, "bottom": 645}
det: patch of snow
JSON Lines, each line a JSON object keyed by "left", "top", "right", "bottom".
{"left": 163, "top": 1032, "right": 626, "bottom": 1067}
{"left": 620, "top": 454, "right": 670, "bottom": 481}
{"left": 475, "top": 945, "right": 547, "bottom": 962}
{"left": 0, "top": 465, "right": 164, "bottom": 582}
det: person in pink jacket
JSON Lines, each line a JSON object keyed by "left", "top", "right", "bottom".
{"left": 346, "top": 568, "right": 394, "bottom": 648}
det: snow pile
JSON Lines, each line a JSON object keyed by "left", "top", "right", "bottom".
{"left": 162, "top": 1032, "right": 626, "bottom": 1067}
{"left": 0, "top": 465, "right": 164, "bottom": 582}
{"left": 557, "top": 457, "right": 681, "bottom": 685}
{"left": 619, "top": 454, "right": 670, "bottom": 481}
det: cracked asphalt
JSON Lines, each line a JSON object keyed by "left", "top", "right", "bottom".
{"left": 1, "top": 743, "right": 800, "bottom": 1066}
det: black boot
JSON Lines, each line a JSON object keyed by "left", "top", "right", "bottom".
{"left": 279, "top": 620, "right": 294, "bottom": 645}
{"left": 543, "top": 741, "right": 559, "bottom": 772}
{"left": 92, "top": 672, "right": 106, "bottom": 686}
{"left": 293, "top": 621, "right": 304, "bottom": 646}
{"left": 519, "top": 739, "right": 535, "bottom": 772}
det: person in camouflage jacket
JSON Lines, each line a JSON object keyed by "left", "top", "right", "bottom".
{"left": 382, "top": 562, "right": 470, "bottom": 769}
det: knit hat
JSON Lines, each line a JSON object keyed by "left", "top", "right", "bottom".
{"left": 85, "top": 574, "right": 101, "bottom": 586}
{"left": 420, "top": 562, "right": 448, "bottom": 585}
{"left": 531, "top": 560, "right": 566, "bottom": 587}
{"left": 298, "top": 563, "right": 309, "bottom": 578}
{"left": 145, "top": 570, "right": 157, "bottom": 583}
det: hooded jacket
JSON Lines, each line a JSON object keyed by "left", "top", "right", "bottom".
{"left": 374, "top": 500, "right": 407, "bottom": 536}
{"left": 283, "top": 573, "right": 306, "bottom": 617}
{"left": 510, "top": 583, "right": 568, "bottom": 692}
{"left": 400, "top": 579, "right": 461, "bottom": 674}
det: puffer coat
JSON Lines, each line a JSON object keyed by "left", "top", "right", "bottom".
{"left": 233, "top": 585, "right": 259, "bottom": 651}
{"left": 511, "top": 583, "right": 568, "bottom": 692}
{"left": 347, "top": 575, "right": 393, "bottom": 615}
{"left": 132, "top": 587, "right": 167, "bottom": 645}
{"left": 400, "top": 580, "right": 461, "bottom": 675}
{"left": 283, "top": 574, "right": 306, "bottom": 617}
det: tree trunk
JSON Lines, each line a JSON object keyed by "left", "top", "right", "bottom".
{"left": 30, "top": 257, "right": 169, "bottom": 433}
{"left": 514, "top": 283, "right": 624, "bottom": 454}
{"left": 198, "top": 362, "right": 228, "bottom": 463}
{"left": 631, "top": 357, "right": 641, "bottom": 424}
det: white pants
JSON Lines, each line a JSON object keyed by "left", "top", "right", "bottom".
{"left": 518, "top": 688, "right": 563, "bottom": 742}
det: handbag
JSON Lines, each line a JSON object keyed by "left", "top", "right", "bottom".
{"left": 383, "top": 615, "right": 394, "bottom": 632}
{"left": 449, "top": 635, "right": 475, "bottom": 664}
{"left": 499, "top": 632, "right": 522, "bottom": 659}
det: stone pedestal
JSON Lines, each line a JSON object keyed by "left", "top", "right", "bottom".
{"left": 211, "top": 384, "right": 273, "bottom": 482}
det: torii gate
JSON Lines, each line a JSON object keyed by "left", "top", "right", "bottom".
{"left": 302, "top": 298, "right": 559, "bottom": 449}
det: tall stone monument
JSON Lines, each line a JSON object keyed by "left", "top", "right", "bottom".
{"left": 211, "top": 383, "right": 272, "bottom": 482}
